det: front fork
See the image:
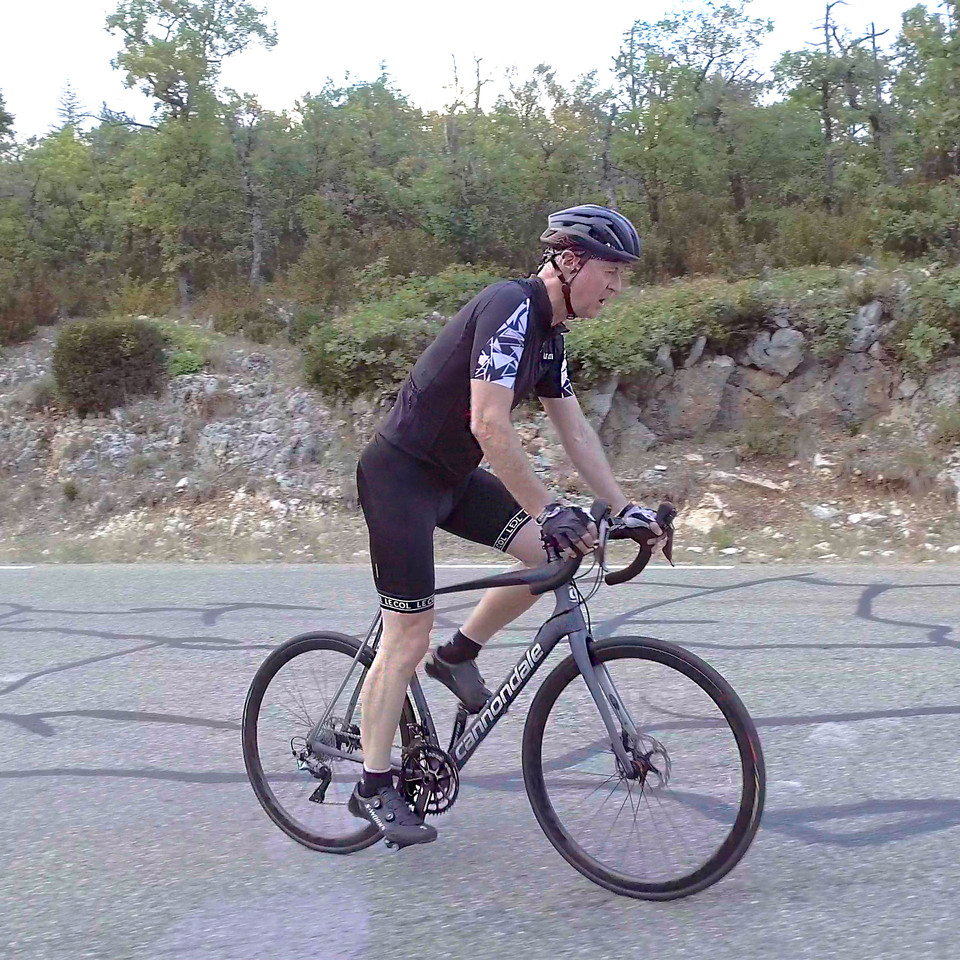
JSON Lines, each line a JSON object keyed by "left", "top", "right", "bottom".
{"left": 568, "top": 631, "right": 640, "bottom": 776}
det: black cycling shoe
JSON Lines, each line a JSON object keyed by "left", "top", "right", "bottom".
{"left": 348, "top": 782, "right": 438, "bottom": 847}
{"left": 424, "top": 648, "right": 492, "bottom": 714}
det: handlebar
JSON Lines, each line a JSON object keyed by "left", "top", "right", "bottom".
{"left": 603, "top": 500, "right": 677, "bottom": 586}
{"left": 529, "top": 498, "right": 676, "bottom": 596}
{"left": 435, "top": 499, "right": 677, "bottom": 599}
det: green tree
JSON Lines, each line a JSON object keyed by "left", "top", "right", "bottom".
{"left": 894, "top": 3, "right": 960, "bottom": 179}
{"left": 107, "top": 0, "right": 277, "bottom": 121}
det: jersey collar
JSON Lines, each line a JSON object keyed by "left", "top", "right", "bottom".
{"left": 528, "top": 277, "right": 567, "bottom": 335}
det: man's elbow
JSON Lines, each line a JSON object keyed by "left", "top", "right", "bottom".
{"left": 470, "top": 408, "right": 507, "bottom": 446}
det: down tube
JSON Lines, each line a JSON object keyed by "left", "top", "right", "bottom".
{"left": 450, "top": 617, "right": 571, "bottom": 771}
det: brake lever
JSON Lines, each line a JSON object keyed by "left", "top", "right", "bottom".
{"left": 603, "top": 501, "right": 678, "bottom": 585}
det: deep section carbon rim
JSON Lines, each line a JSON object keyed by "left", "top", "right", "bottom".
{"left": 523, "top": 637, "right": 764, "bottom": 899}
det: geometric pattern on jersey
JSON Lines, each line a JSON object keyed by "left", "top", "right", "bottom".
{"left": 473, "top": 299, "right": 529, "bottom": 390}
{"left": 559, "top": 355, "right": 574, "bottom": 397}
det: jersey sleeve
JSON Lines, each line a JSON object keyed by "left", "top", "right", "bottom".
{"left": 470, "top": 284, "right": 531, "bottom": 393}
{"left": 536, "top": 333, "right": 575, "bottom": 399}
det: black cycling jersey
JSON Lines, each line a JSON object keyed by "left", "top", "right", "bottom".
{"left": 377, "top": 277, "right": 573, "bottom": 484}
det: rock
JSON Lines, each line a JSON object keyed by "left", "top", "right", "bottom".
{"left": 581, "top": 377, "right": 620, "bottom": 430}
{"left": 653, "top": 464, "right": 668, "bottom": 472}
{"left": 708, "top": 470, "right": 785, "bottom": 492}
{"left": 732, "top": 367, "right": 784, "bottom": 397}
{"left": 745, "top": 328, "right": 806, "bottom": 376}
{"left": 655, "top": 344, "right": 674, "bottom": 375}
{"left": 684, "top": 453, "right": 704, "bottom": 462}
{"left": 654, "top": 356, "right": 735, "bottom": 437}
{"left": 937, "top": 465, "right": 960, "bottom": 511}
{"left": 912, "top": 359, "right": 960, "bottom": 421}
{"left": 685, "top": 546, "right": 704, "bottom": 553}
{"left": 684, "top": 335, "right": 707, "bottom": 368}
{"left": 241, "top": 353, "right": 272, "bottom": 374}
{"left": 814, "top": 453, "right": 835, "bottom": 469}
{"left": 175, "top": 477, "right": 190, "bottom": 491}
{"left": 599, "top": 392, "right": 658, "bottom": 461}
{"left": 947, "top": 545, "right": 960, "bottom": 554}
{"left": 776, "top": 363, "right": 838, "bottom": 423}
{"left": 680, "top": 493, "right": 727, "bottom": 534}
{"left": 806, "top": 504, "right": 841, "bottom": 521}
{"left": 896, "top": 376, "right": 920, "bottom": 400}
{"left": 828, "top": 354, "right": 894, "bottom": 424}
{"left": 848, "top": 301, "right": 884, "bottom": 352}
{"left": 720, "top": 547, "right": 744, "bottom": 555}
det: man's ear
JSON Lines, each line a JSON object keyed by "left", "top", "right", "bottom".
{"left": 558, "top": 249, "right": 582, "bottom": 272}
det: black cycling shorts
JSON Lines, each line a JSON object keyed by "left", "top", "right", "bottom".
{"left": 356, "top": 435, "right": 531, "bottom": 613}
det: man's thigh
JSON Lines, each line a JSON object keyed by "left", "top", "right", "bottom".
{"left": 440, "top": 467, "right": 536, "bottom": 556}
{"left": 357, "top": 440, "right": 442, "bottom": 613}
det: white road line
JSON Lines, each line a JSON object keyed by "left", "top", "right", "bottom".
{"left": 435, "top": 563, "right": 734, "bottom": 571}
{"left": 0, "top": 565, "right": 34, "bottom": 570}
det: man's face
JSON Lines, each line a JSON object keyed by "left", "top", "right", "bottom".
{"left": 567, "top": 256, "right": 628, "bottom": 319}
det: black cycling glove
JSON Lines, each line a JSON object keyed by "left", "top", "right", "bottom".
{"left": 537, "top": 503, "right": 594, "bottom": 556}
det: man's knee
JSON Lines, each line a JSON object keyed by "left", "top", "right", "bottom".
{"left": 380, "top": 610, "right": 433, "bottom": 672}
{"left": 506, "top": 519, "right": 547, "bottom": 567}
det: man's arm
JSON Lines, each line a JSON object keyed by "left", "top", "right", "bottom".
{"left": 470, "top": 379, "right": 553, "bottom": 519}
{"left": 540, "top": 394, "right": 629, "bottom": 515}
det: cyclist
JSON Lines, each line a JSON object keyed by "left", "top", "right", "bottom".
{"left": 350, "top": 204, "right": 666, "bottom": 845}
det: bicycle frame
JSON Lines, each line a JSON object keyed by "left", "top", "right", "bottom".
{"left": 309, "top": 580, "right": 640, "bottom": 775}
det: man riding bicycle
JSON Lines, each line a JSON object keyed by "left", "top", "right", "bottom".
{"left": 351, "top": 204, "right": 666, "bottom": 846}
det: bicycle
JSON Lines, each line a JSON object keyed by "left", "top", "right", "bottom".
{"left": 241, "top": 500, "right": 766, "bottom": 901}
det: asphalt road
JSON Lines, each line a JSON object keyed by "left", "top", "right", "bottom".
{"left": 2, "top": 563, "right": 959, "bottom": 960}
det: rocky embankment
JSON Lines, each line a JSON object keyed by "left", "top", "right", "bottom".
{"left": 1, "top": 301, "right": 959, "bottom": 563}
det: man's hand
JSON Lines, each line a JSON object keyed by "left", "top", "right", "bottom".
{"left": 538, "top": 503, "right": 597, "bottom": 557}
{"left": 618, "top": 503, "right": 668, "bottom": 556}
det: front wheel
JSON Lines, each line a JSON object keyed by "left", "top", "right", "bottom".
{"left": 522, "top": 636, "right": 765, "bottom": 900}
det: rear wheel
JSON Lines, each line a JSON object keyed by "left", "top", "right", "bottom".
{"left": 242, "top": 631, "right": 416, "bottom": 854}
{"left": 522, "top": 636, "right": 765, "bottom": 900}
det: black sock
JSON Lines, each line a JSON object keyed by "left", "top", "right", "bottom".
{"left": 359, "top": 768, "right": 393, "bottom": 797}
{"left": 438, "top": 629, "right": 482, "bottom": 664}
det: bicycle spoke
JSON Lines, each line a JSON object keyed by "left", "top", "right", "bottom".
{"left": 532, "top": 644, "right": 757, "bottom": 893}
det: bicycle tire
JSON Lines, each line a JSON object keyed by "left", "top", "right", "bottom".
{"left": 242, "top": 630, "right": 417, "bottom": 854}
{"left": 522, "top": 636, "right": 765, "bottom": 900}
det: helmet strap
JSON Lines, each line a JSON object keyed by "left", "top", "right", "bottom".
{"left": 549, "top": 252, "right": 589, "bottom": 321}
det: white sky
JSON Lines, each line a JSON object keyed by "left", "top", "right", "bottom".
{"left": 3, "top": 0, "right": 921, "bottom": 140}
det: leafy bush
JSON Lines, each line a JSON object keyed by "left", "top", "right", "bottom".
{"left": 53, "top": 317, "right": 167, "bottom": 415}
{"left": 874, "top": 181, "right": 960, "bottom": 259}
{"left": 304, "top": 311, "right": 443, "bottom": 399}
{"left": 301, "top": 263, "right": 501, "bottom": 399}
{"left": 0, "top": 277, "right": 59, "bottom": 347}
{"left": 151, "top": 317, "right": 218, "bottom": 376}
{"left": 930, "top": 405, "right": 960, "bottom": 446}
{"left": 166, "top": 349, "right": 205, "bottom": 376}
{"left": 212, "top": 305, "right": 285, "bottom": 343}
{"left": 898, "top": 321, "right": 954, "bottom": 369}
{"left": 106, "top": 276, "right": 174, "bottom": 317}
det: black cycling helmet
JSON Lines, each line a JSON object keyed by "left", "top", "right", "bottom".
{"left": 540, "top": 204, "right": 642, "bottom": 263}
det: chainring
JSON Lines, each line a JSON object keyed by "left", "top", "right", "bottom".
{"left": 400, "top": 742, "right": 459, "bottom": 816}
